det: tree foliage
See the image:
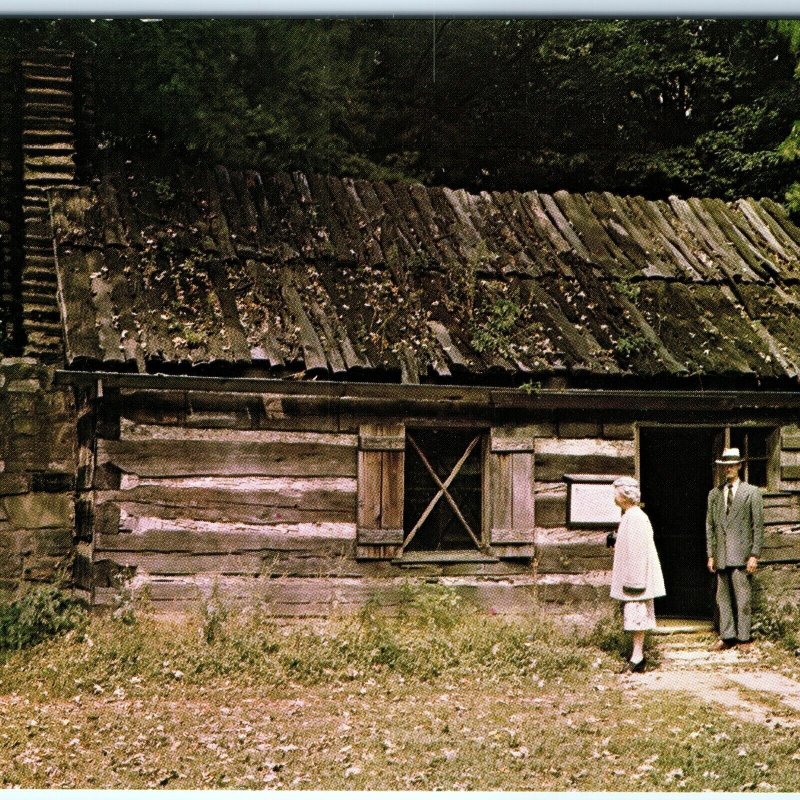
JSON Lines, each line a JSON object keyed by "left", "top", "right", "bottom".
{"left": 357, "top": 19, "right": 799, "bottom": 198}
{"left": 1, "top": 19, "right": 372, "bottom": 175}
{"left": 770, "top": 20, "right": 800, "bottom": 210}
{"left": 1, "top": 18, "right": 799, "bottom": 201}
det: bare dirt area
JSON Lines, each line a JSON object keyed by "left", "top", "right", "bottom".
{"left": 623, "top": 633, "right": 800, "bottom": 730}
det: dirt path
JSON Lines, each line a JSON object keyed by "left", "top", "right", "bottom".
{"left": 621, "top": 633, "right": 800, "bottom": 728}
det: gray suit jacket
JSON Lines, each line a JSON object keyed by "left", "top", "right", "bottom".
{"left": 705, "top": 480, "right": 764, "bottom": 569}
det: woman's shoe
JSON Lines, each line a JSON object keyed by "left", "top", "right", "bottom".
{"left": 621, "top": 658, "right": 646, "bottom": 674}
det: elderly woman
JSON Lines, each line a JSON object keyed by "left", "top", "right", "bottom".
{"left": 609, "top": 476, "right": 666, "bottom": 673}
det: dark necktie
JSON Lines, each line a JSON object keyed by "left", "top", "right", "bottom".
{"left": 726, "top": 483, "right": 733, "bottom": 514}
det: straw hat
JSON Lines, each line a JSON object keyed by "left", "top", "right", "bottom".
{"left": 715, "top": 447, "right": 743, "bottom": 465}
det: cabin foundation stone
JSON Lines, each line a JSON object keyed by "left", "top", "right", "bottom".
{"left": 0, "top": 360, "right": 77, "bottom": 599}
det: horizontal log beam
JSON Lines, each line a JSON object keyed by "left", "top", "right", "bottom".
{"left": 106, "top": 516, "right": 356, "bottom": 539}
{"left": 97, "top": 438, "right": 357, "bottom": 478}
{"left": 93, "top": 582, "right": 203, "bottom": 605}
{"left": 118, "top": 420, "right": 357, "bottom": 447}
{"left": 536, "top": 542, "right": 612, "bottom": 574}
{"left": 764, "top": 500, "right": 800, "bottom": 525}
{"left": 392, "top": 550, "right": 497, "bottom": 564}
{"left": 535, "top": 527, "right": 609, "bottom": 546}
{"left": 102, "top": 499, "right": 354, "bottom": 526}
{"left": 100, "top": 553, "right": 265, "bottom": 575}
{"left": 103, "top": 478, "right": 356, "bottom": 511}
{"left": 93, "top": 576, "right": 545, "bottom": 612}
{"left": 763, "top": 491, "right": 800, "bottom": 504}
{"left": 56, "top": 371, "right": 800, "bottom": 411}
{"left": 535, "top": 454, "right": 634, "bottom": 482}
{"left": 98, "top": 551, "right": 528, "bottom": 578}
{"left": 535, "top": 437, "right": 635, "bottom": 457}
{"left": 95, "top": 530, "right": 354, "bottom": 554}
{"left": 760, "top": 523, "right": 800, "bottom": 564}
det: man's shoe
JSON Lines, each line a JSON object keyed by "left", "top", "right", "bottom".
{"left": 736, "top": 639, "right": 755, "bottom": 650}
{"left": 710, "top": 639, "right": 736, "bottom": 651}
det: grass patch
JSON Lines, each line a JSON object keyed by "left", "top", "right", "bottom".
{"left": 1, "top": 583, "right": 799, "bottom": 789}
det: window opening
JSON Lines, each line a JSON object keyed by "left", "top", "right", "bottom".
{"left": 403, "top": 428, "right": 483, "bottom": 552}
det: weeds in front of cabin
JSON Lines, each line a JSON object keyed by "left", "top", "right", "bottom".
{"left": 0, "top": 583, "right": 86, "bottom": 654}
{"left": 0, "top": 582, "right": 590, "bottom": 698}
{"left": 751, "top": 577, "right": 800, "bottom": 653}
{"left": 200, "top": 585, "right": 229, "bottom": 645}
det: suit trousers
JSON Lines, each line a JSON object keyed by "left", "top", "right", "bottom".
{"left": 716, "top": 567, "right": 752, "bottom": 642}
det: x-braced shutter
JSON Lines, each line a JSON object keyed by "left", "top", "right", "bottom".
{"left": 486, "top": 425, "right": 535, "bottom": 558}
{"left": 356, "top": 423, "right": 405, "bottom": 559}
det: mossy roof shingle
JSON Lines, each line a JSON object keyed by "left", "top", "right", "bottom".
{"left": 49, "top": 166, "right": 800, "bottom": 383}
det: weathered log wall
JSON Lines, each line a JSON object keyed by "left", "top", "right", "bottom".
{"left": 83, "top": 389, "right": 629, "bottom": 611}
{"left": 757, "top": 424, "right": 800, "bottom": 573}
{"left": 80, "top": 387, "right": 800, "bottom": 614}
{"left": 86, "top": 389, "right": 543, "bottom": 608}
{"left": 780, "top": 425, "right": 800, "bottom": 488}
{"left": 84, "top": 389, "right": 355, "bottom": 601}
{"left": 762, "top": 490, "right": 800, "bottom": 564}
{"left": 531, "top": 420, "right": 632, "bottom": 604}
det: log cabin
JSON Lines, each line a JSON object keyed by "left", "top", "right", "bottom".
{"left": 1, "top": 51, "right": 799, "bottom": 616}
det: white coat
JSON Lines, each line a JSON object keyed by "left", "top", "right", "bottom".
{"left": 609, "top": 505, "right": 666, "bottom": 602}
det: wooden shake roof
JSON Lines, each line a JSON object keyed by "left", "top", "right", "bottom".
{"left": 49, "top": 166, "right": 800, "bottom": 383}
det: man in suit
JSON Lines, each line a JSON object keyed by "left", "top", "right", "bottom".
{"left": 706, "top": 447, "right": 764, "bottom": 650}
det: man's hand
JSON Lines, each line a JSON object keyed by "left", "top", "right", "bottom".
{"left": 746, "top": 556, "right": 758, "bottom": 575}
{"left": 707, "top": 557, "right": 715, "bottom": 573}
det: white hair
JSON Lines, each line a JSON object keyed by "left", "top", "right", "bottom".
{"left": 613, "top": 476, "right": 641, "bottom": 504}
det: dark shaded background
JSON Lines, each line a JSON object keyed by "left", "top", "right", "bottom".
{"left": 3, "top": 18, "right": 800, "bottom": 201}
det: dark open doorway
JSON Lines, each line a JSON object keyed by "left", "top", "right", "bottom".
{"left": 639, "top": 427, "right": 717, "bottom": 619}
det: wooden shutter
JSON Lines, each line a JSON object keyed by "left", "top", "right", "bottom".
{"left": 762, "top": 424, "right": 800, "bottom": 565}
{"left": 486, "top": 425, "right": 535, "bottom": 558}
{"left": 779, "top": 424, "right": 800, "bottom": 491}
{"left": 356, "top": 423, "right": 405, "bottom": 559}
